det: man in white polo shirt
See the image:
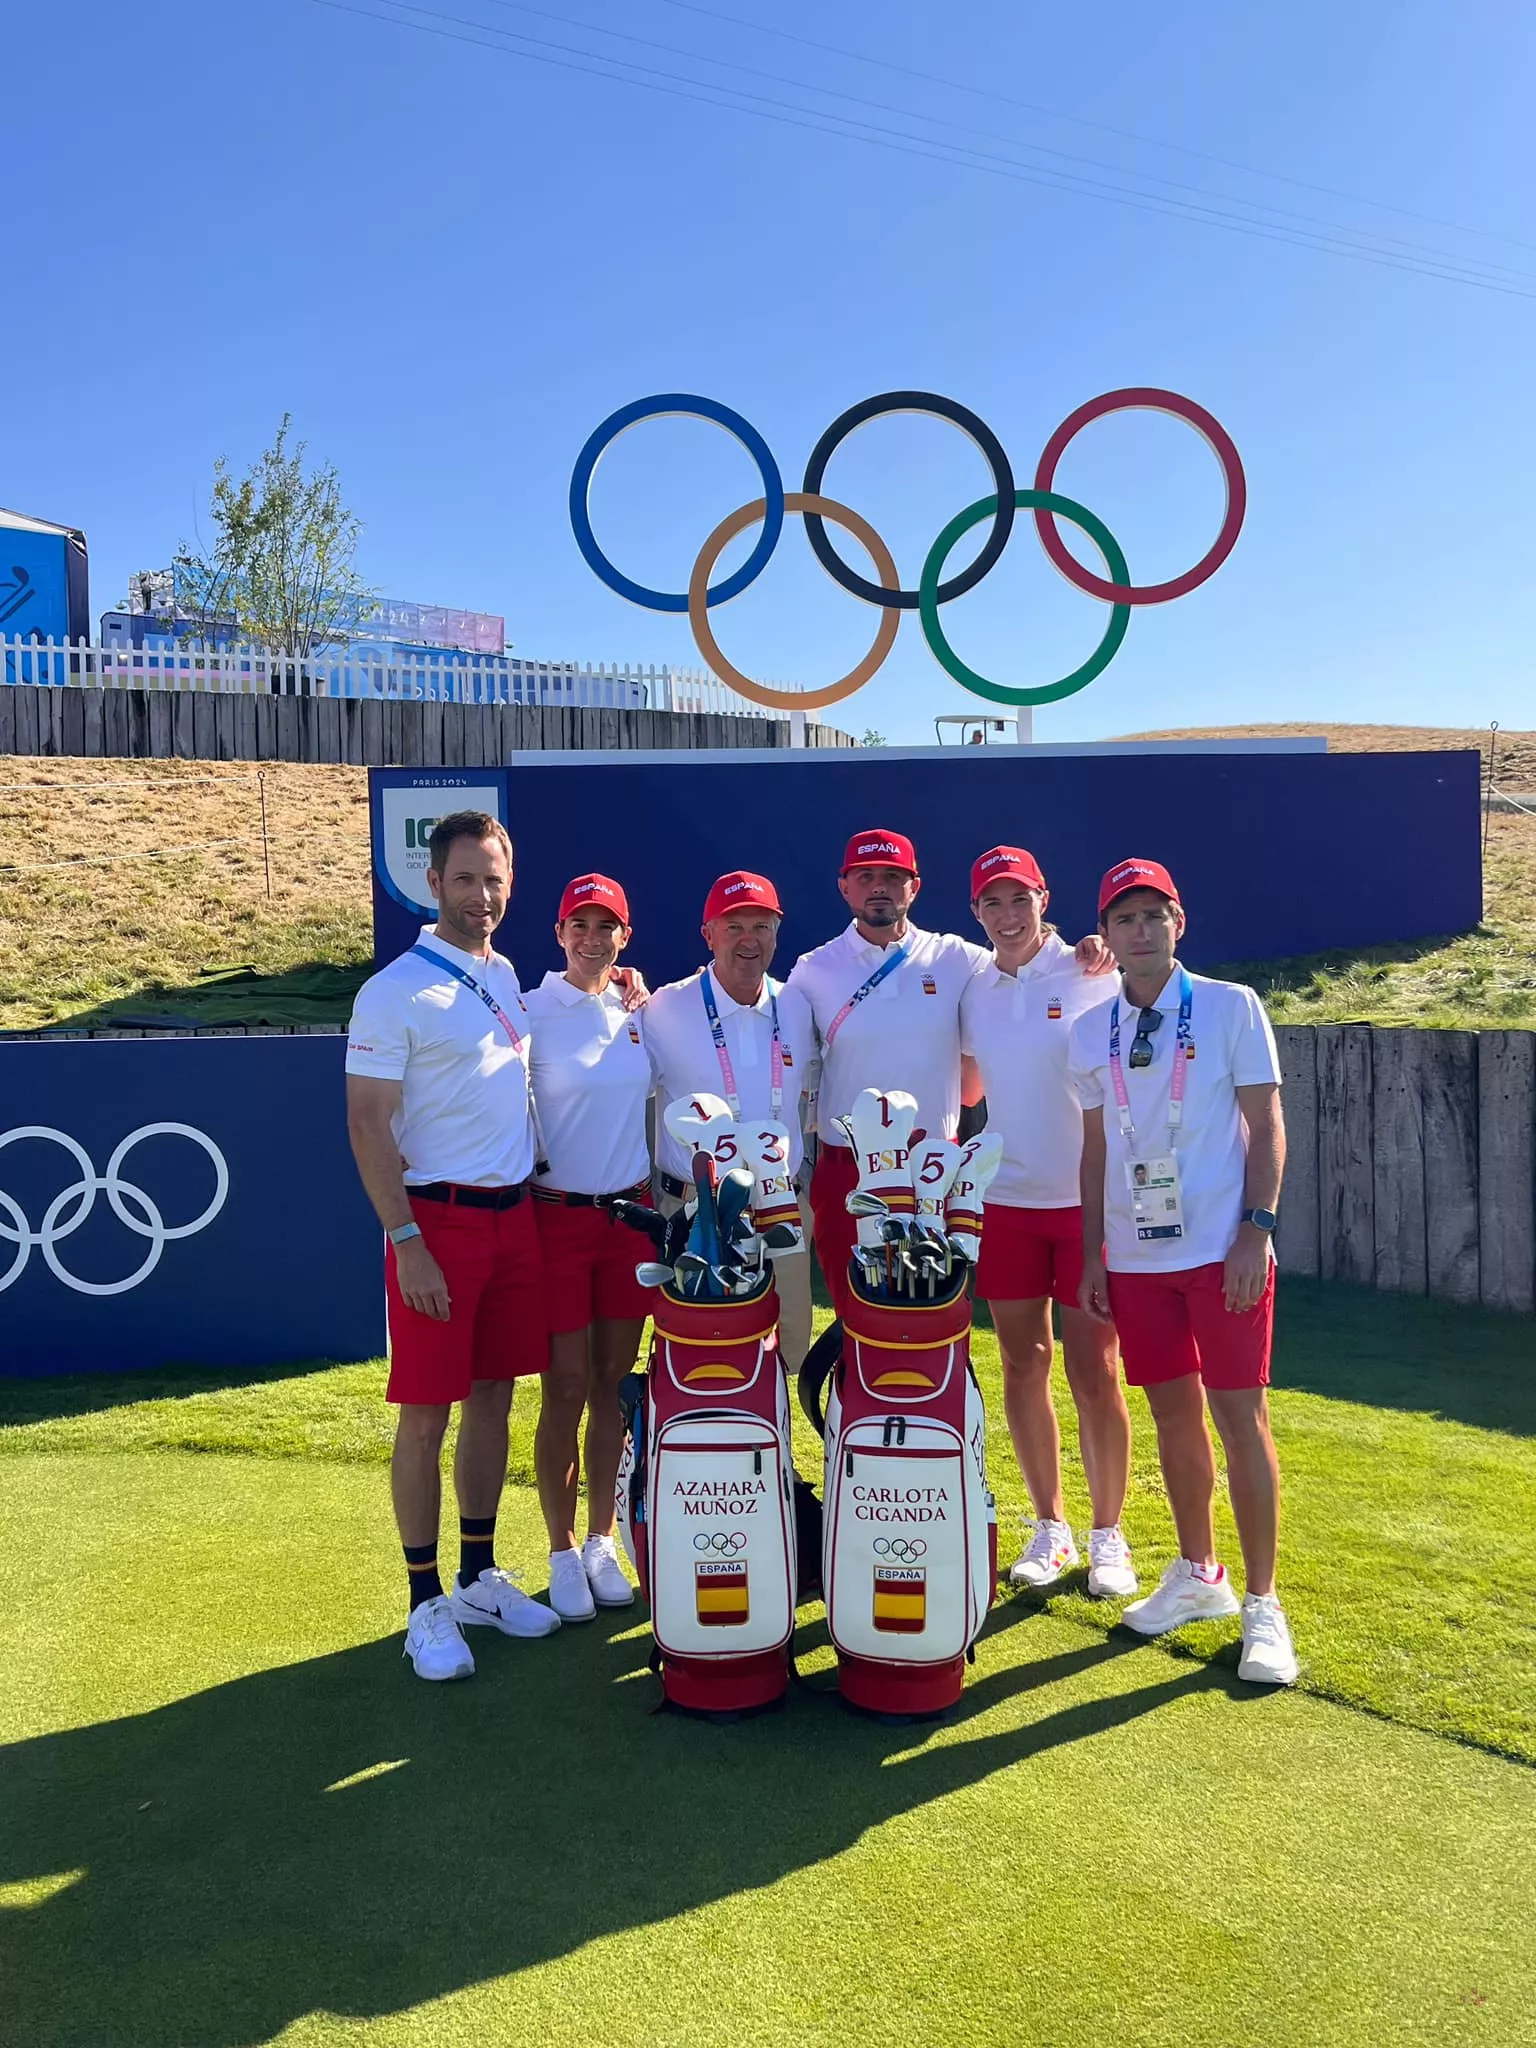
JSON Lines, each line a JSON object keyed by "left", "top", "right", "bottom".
{"left": 643, "top": 870, "right": 818, "bottom": 1367}
{"left": 960, "top": 845, "right": 1135, "bottom": 1599}
{"left": 346, "top": 809, "right": 561, "bottom": 1683}
{"left": 1070, "top": 857, "right": 1298, "bottom": 1685}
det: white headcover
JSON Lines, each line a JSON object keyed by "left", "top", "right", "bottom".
{"left": 835, "top": 1088, "right": 920, "bottom": 1247}
{"left": 945, "top": 1133, "right": 1005, "bottom": 1263}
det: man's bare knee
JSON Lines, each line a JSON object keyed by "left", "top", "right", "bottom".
{"left": 395, "top": 1403, "right": 451, "bottom": 1453}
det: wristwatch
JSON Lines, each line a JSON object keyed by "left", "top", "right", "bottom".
{"left": 388, "top": 1221, "right": 424, "bottom": 1246}
{"left": 1241, "top": 1208, "right": 1278, "bottom": 1233}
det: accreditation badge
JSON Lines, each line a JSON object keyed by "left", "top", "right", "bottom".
{"left": 1128, "top": 1154, "right": 1185, "bottom": 1240}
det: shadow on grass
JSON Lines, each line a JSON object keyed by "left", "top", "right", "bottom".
{"left": 0, "top": 1356, "right": 360, "bottom": 1428}
{"left": 1209, "top": 931, "right": 1489, "bottom": 1005}
{"left": 25, "top": 959, "right": 368, "bottom": 1035}
{"left": 0, "top": 1615, "right": 1239, "bottom": 2048}
{"left": 1275, "top": 1277, "right": 1536, "bottom": 1437}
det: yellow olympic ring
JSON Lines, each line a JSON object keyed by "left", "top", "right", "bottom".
{"left": 687, "top": 492, "right": 901, "bottom": 713}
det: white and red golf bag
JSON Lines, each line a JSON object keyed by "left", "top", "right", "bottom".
{"left": 617, "top": 1279, "right": 798, "bottom": 1716}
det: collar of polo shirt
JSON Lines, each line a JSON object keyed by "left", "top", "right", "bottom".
{"left": 988, "top": 931, "right": 1069, "bottom": 985}
{"left": 542, "top": 969, "right": 615, "bottom": 1007}
{"left": 1120, "top": 958, "right": 1188, "bottom": 1011}
{"left": 701, "top": 965, "right": 775, "bottom": 1014}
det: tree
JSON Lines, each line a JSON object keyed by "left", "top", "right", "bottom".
{"left": 174, "top": 416, "right": 375, "bottom": 654}
{"left": 861, "top": 727, "right": 888, "bottom": 748}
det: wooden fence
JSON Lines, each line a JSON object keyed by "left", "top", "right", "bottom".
{"left": 0, "top": 684, "right": 854, "bottom": 764}
{"left": 1274, "top": 1024, "right": 1535, "bottom": 1314}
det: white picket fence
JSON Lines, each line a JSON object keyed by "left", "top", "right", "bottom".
{"left": 0, "top": 638, "right": 764, "bottom": 719}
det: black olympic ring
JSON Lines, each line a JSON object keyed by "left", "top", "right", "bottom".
{"left": 800, "top": 391, "right": 1015, "bottom": 612}
{"left": 871, "top": 1537, "right": 928, "bottom": 1561}
{"left": 692, "top": 1531, "right": 748, "bottom": 1554}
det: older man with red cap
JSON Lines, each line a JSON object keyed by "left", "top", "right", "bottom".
{"left": 1070, "top": 857, "right": 1298, "bottom": 1685}
{"left": 642, "top": 870, "right": 818, "bottom": 1368}
{"left": 524, "top": 872, "right": 656, "bottom": 1621}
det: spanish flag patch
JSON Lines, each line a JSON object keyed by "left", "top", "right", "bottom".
{"left": 872, "top": 1566, "right": 927, "bottom": 1634}
{"left": 922, "top": 976, "right": 938, "bottom": 996}
{"left": 1047, "top": 998, "right": 1062, "bottom": 1020}
{"left": 695, "top": 1562, "right": 750, "bottom": 1626}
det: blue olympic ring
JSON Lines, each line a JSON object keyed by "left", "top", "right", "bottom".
{"left": 569, "top": 393, "right": 785, "bottom": 614}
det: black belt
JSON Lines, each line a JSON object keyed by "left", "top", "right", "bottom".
{"left": 658, "top": 1171, "right": 688, "bottom": 1199}
{"left": 534, "top": 1180, "right": 650, "bottom": 1209}
{"left": 410, "top": 1181, "right": 528, "bottom": 1211}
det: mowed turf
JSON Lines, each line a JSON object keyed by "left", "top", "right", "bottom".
{"left": 2, "top": 1286, "right": 1534, "bottom": 2047}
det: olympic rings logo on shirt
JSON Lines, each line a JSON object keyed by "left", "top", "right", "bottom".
{"left": 871, "top": 1537, "right": 928, "bottom": 1561}
{"left": 570, "top": 388, "right": 1245, "bottom": 713}
{"left": 692, "top": 1530, "right": 748, "bottom": 1554}
{"left": 0, "top": 1124, "right": 230, "bottom": 1296}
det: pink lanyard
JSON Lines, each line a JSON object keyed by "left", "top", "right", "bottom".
{"left": 1107, "top": 971, "right": 1194, "bottom": 1146}
{"left": 823, "top": 943, "right": 908, "bottom": 1048}
{"left": 700, "top": 970, "right": 784, "bottom": 1120}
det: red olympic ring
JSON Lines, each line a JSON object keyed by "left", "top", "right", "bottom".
{"left": 1032, "top": 387, "right": 1247, "bottom": 606}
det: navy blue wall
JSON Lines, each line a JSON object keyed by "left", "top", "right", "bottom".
{"left": 0, "top": 1037, "right": 384, "bottom": 1376}
{"left": 370, "top": 748, "right": 1483, "bottom": 989}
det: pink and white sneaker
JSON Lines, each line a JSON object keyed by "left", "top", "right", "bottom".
{"left": 1006, "top": 1518, "right": 1080, "bottom": 1589}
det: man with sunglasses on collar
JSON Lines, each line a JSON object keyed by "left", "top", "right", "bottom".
{"left": 1069, "top": 858, "right": 1298, "bottom": 1686}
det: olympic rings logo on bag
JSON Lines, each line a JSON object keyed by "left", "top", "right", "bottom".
{"left": 0, "top": 1124, "right": 230, "bottom": 1296}
{"left": 871, "top": 1537, "right": 928, "bottom": 1562}
{"left": 570, "top": 388, "right": 1245, "bottom": 713}
{"left": 693, "top": 1531, "right": 748, "bottom": 1555}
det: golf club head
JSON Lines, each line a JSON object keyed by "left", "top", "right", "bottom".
{"left": 716, "top": 1165, "right": 757, "bottom": 1249}
{"left": 635, "top": 1260, "right": 674, "bottom": 1288}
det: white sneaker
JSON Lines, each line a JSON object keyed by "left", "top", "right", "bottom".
{"left": 547, "top": 1547, "right": 597, "bottom": 1622}
{"left": 582, "top": 1533, "right": 635, "bottom": 1609}
{"left": 1239, "top": 1593, "right": 1300, "bottom": 1685}
{"left": 1086, "top": 1525, "right": 1139, "bottom": 1599}
{"left": 1121, "top": 1557, "right": 1241, "bottom": 1635}
{"left": 1006, "top": 1518, "right": 1080, "bottom": 1589}
{"left": 449, "top": 1567, "right": 562, "bottom": 1639}
{"left": 403, "top": 1594, "right": 475, "bottom": 1681}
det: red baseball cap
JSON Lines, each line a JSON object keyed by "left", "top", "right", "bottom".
{"left": 1098, "top": 857, "right": 1181, "bottom": 916}
{"left": 970, "top": 844, "right": 1046, "bottom": 900}
{"left": 841, "top": 828, "right": 918, "bottom": 876}
{"left": 702, "top": 870, "right": 783, "bottom": 923}
{"left": 557, "top": 872, "right": 630, "bottom": 924}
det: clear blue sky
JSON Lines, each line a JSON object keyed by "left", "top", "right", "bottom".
{"left": 7, "top": 0, "right": 1534, "bottom": 742}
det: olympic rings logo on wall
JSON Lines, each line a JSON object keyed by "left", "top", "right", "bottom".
{"left": 871, "top": 1537, "right": 928, "bottom": 1561}
{"left": 0, "top": 1124, "right": 230, "bottom": 1296}
{"left": 693, "top": 1531, "right": 749, "bottom": 1554}
{"left": 570, "top": 388, "right": 1246, "bottom": 712}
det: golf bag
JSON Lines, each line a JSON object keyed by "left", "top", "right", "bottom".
{"left": 617, "top": 1278, "right": 798, "bottom": 1716}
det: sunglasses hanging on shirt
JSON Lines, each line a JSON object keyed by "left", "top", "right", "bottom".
{"left": 1128, "top": 1007, "right": 1164, "bottom": 1070}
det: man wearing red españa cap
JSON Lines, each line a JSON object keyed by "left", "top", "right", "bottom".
{"left": 789, "top": 828, "right": 1111, "bottom": 1323}
{"left": 524, "top": 873, "right": 655, "bottom": 1622}
{"left": 960, "top": 845, "right": 1136, "bottom": 1599}
{"left": 643, "top": 871, "right": 818, "bottom": 1367}
{"left": 1070, "top": 857, "right": 1298, "bottom": 1685}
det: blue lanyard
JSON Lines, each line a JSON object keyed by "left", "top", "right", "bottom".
{"left": 700, "top": 969, "right": 783, "bottom": 1119}
{"left": 824, "top": 944, "right": 908, "bottom": 1046}
{"left": 411, "top": 942, "right": 527, "bottom": 1053}
{"left": 1108, "top": 969, "right": 1194, "bottom": 1142}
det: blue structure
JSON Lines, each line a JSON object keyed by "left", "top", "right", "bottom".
{"left": 0, "top": 508, "right": 89, "bottom": 644}
{"left": 368, "top": 742, "right": 1484, "bottom": 987}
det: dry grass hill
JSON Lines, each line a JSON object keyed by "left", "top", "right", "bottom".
{"left": 0, "top": 725, "right": 1530, "bottom": 1033}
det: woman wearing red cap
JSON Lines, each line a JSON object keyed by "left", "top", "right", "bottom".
{"left": 524, "top": 874, "right": 654, "bottom": 1622}
{"left": 961, "top": 846, "right": 1137, "bottom": 1600}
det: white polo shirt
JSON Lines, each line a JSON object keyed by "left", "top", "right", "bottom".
{"left": 345, "top": 925, "right": 536, "bottom": 1187}
{"left": 788, "top": 922, "right": 987, "bottom": 1147}
{"left": 1067, "top": 965, "right": 1281, "bottom": 1273}
{"left": 524, "top": 972, "right": 652, "bottom": 1196}
{"left": 960, "top": 933, "right": 1111, "bottom": 1209}
{"left": 643, "top": 969, "right": 817, "bottom": 1183}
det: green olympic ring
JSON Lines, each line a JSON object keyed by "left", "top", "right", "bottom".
{"left": 919, "top": 489, "right": 1132, "bottom": 708}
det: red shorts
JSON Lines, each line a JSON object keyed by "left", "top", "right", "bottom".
{"left": 534, "top": 1191, "right": 658, "bottom": 1333}
{"left": 974, "top": 1202, "right": 1084, "bottom": 1307}
{"left": 809, "top": 1144, "right": 860, "bottom": 1322}
{"left": 384, "top": 1191, "right": 548, "bottom": 1405}
{"left": 1106, "top": 1261, "right": 1275, "bottom": 1390}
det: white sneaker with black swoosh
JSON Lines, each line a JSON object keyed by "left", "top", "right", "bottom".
{"left": 404, "top": 1594, "right": 476, "bottom": 1681}
{"left": 450, "top": 1568, "right": 562, "bottom": 1638}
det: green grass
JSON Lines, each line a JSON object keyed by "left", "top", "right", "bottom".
{"left": 3, "top": 1283, "right": 1534, "bottom": 2046}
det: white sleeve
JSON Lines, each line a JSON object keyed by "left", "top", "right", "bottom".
{"left": 1067, "top": 1016, "right": 1105, "bottom": 1111}
{"left": 1230, "top": 987, "right": 1282, "bottom": 1087}
{"left": 345, "top": 975, "right": 411, "bottom": 1081}
{"left": 959, "top": 980, "right": 977, "bottom": 1061}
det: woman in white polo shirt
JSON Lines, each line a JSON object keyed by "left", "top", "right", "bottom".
{"left": 524, "top": 873, "right": 655, "bottom": 1623}
{"left": 960, "top": 845, "right": 1137, "bottom": 1600}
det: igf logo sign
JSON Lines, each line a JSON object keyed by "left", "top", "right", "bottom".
{"left": 378, "top": 783, "right": 504, "bottom": 913}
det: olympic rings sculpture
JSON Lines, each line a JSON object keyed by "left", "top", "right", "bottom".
{"left": 0, "top": 1123, "right": 229, "bottom": 1296}
{"left": 693, "top": 1530, "right": 749, "bottom": 1555}
{"left": 871, "top": 1537, "right": 928, "bottom": 1562}
{"left": 570, "top": 388, "right": 1245, "bottom": 712}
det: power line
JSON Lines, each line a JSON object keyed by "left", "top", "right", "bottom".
{"left": 462, "top": 0, "right": 1536, "bottom": 286}
{"left": 647, "top": 0, "right": 1536, "bottom": 258}
{"left": 307, "top": 0, "right": 1536, "bottom": 299}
